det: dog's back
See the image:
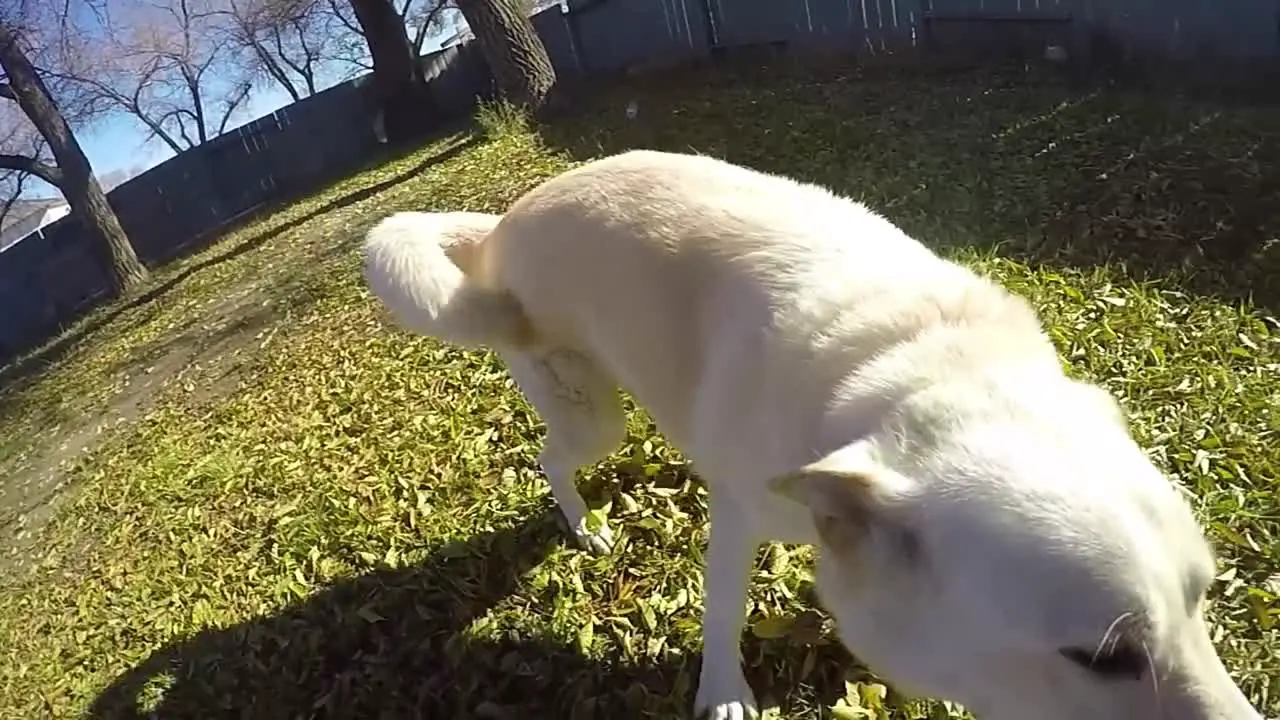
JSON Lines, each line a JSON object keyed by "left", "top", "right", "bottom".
{"left": 478, "top": 150, "right": 1056, "bottom": 489}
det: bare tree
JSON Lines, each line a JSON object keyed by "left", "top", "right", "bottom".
{"left": 453, "top": 0, "right": 554, "bottom": 110}
{"left": 0, "top": 101, "right": 39, "bottom": 230}
{"left": 326, "top": 0, "right": 456, "bottom": 73}
{"left": 0, "top": 171, "right": 33, "bottom": 239}
{"left": 403, "top": 0, "right": 457, "bottom": 57}
{"left": 222, "top": 0, "right": 365, "bottom": 101}
{"left": 76, "top": 0, "right": 255, "bottom": 154}
{"left": 320, "top": 0, "right": 373, "bottom": 71}
{"left": 0, "top": 12, "right": 148, "bottom": 293}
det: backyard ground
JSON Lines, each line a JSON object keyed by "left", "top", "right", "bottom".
{"left": 0, "top": 60, "right": 1276, "bottom": 719}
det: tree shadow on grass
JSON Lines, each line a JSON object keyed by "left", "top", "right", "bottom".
{"left": 536, "top": 58, "right": 1280, "bottom": 317}
{"left": 83, "top": 501, "right": 854, "bottom": 719}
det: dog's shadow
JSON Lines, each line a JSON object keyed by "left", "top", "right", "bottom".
{"left": 84, "top": 509, "right": 682, "bottom": 719}
{"left": 85, "top": 499, "right": 857, "bottom": 719}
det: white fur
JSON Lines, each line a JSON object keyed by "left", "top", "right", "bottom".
{"left": 362, "top": 150, "right": 1262, "bottom": 720}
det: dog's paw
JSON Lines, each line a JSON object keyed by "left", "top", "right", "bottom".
{"left": 571, "top": 516, "right": 614, "bottom": 555}
{"left": 695, "top": 700, "right": 757, "bottom": 720}
{"left": 694, "top": 673, "right": 759, "bottom": 720}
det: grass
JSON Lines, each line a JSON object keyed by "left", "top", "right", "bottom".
{"left": 0, "top": 59, "right": 1277, "bottom": 719}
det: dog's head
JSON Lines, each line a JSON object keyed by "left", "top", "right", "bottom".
{"left": 771, "top": 378, "right": 1261, "bottom": 719}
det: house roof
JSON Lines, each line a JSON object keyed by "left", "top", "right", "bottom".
{"left": 0, "top": 197, "right": 65, "bottom": 232}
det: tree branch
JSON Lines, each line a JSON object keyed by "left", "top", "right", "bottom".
{"left": 256, "top": 34, "right": 302, "bottom": 101}
{"left": 0, "top": 154, "right": 64, "bottom": 187}
{"left": 274, "top": 23, "right": 311, "bottom": 83}
{"left": 0, "top": 82, "right": 14, "bottom": 101}
{"left": 412, "top": 1, "right": 451, "bottom": 56}
{"left": 292, "top": 32, "right": 318, "bottom": 95}
{"left": 326, "top": 0, "right": 363, "bottom": 37}
{"left": 138, "top": 107, "right": 187, "bottom": 154}
{"left": 173, "top": 107, "right": 198, "bottom": 147}
{"left": 0, "top": 171, "right": 30, "bottom": 225}
{"left": 215, "top": 81, "right": 252, "bottom": 135}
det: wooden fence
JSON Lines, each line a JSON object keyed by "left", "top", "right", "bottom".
{"left": 2, "top": 0, "right": 1275, "bottom": 361}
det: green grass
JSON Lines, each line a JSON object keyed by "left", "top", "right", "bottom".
{"left": 0, "top": 60, "right": 1277, "bottom": 719}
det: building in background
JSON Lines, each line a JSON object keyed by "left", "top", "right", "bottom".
{"left": 0, "top": 198, "right": 71, "bottom": 253}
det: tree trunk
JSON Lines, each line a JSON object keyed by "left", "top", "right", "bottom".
{"left": 0, "top": 26, "right": 148, "bottom": 294}
{"left": 454, "top": 0, "right": 557, "bottom": 111}
{"left": 348, "top": 0, "right": 429, "bottom": 145}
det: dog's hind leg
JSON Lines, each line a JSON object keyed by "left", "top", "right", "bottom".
{"left": 503, "top": 348, "right": 626, "bottom": 555}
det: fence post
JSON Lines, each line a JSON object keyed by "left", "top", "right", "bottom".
{"left": 695, "top": 0, "right": 721, "bottom": 49}
{"left": 560, "top": 1, "right": 585, "bottom": 75}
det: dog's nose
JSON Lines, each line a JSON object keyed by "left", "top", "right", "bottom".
{"left": 1167, "top": 629, "right": 1263, "bottom": 720}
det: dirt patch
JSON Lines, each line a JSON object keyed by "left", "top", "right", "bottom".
{"left": 0, "top": 282, "right": 284, "bottom": 579}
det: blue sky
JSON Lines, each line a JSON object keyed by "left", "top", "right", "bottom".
{"left": 21, "top": 3, "right": 466, "bottom": 200}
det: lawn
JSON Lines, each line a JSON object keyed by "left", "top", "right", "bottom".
{"left": 0, "top": 59, "right": 1276, "bottom": 719}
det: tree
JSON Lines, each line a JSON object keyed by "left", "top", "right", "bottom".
{"left": 223, "top": 0, "right": 363, "bottom": 101}
{"left": 0, "top": 19, "right": 148, "bottom": 293}
{"left": 321, "top": 0, "right": 374, "bottom": 71}
{"left": 346, "top": 0, "right": 431, "bottom": 144}
{"left": 453, "top": 0, "right": 554, "bottom": 110}
{"left": 77, "top": 0, "right": 255, "bottom": 154}
{"left": 326, "top": 0, "right": 457, "bottom": 74}
{"left": 402, "top": 0, "right": 457, "bottom": 58}
{"left": 0, "top": 107, "right": 38, "bottom": 229}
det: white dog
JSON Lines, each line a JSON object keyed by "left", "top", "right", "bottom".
{"left": 362, "top": 149, "right": 1262, "bottom": 720}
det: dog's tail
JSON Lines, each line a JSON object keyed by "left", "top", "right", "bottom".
{"left": 362, "top": 211, "right": 535, "bottom": 349}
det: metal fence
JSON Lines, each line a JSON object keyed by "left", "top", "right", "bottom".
{"left": 2, "top": 0, "right": 1275, "bottom": 361}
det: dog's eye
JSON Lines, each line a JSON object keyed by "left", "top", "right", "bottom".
{"left": 1060, "top": 645, "right": 1146, "bottom": 680}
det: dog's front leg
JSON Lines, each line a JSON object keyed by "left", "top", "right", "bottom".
{"left": 694, "top": 492, "right": 760, "bottom": 720}
{"left": 539, "top": 449, "right": 615, "bottom": 555}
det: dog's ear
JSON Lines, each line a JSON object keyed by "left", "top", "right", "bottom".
{"left": 769, "top": 440, "right": 918, "bottom": 560}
